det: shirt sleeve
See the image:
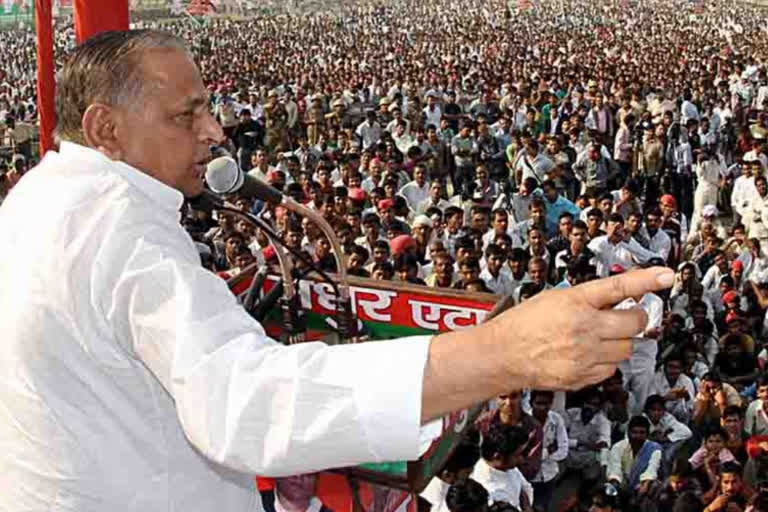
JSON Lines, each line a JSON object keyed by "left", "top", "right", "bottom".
{"left": 666, "top": 415, "right": 693, "bottom": 443}
{"left": 746, "top": 401, "right": 758, "bottom": 435}
{"left": 104, "top": 232, "right": 432, "bottom": 476}
{"left": 551, "top": 413, "right": 570, "bottom": 462}
{"left": 519, "top": 471, "right": 534, "bottom": 506}
{"left": 623, "top": 237, "right": 660, "bottom": 264}
{"left": 607, "top": 443, "right": 623, "bottom": 483}
{"left": 640, "top": 449, "right": 662, "bottom": 482}
{"left": 598, "top": 415, "right": 612, "bottom": 466}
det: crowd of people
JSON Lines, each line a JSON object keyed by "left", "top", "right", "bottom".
{"left": 6, "top": 0, "right": 768, "bottom": 510}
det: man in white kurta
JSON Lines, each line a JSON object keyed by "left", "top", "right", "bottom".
{"left": 0, "top": 141, "right": 433, "bottom": 511}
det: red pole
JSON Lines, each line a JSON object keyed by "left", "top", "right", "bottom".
{"left": 74, "top": 0, "right": 129, "bottom": 44}
{"left": 35, "top": 0, "right": 55, "bottom": 156}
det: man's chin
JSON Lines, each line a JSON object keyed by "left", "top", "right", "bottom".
{"left": 183, "top": 181, "right": 205, "bottom": 199}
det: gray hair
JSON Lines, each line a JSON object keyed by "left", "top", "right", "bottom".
{"left": 54, "top": 29, "right": 190, "bottom": 144}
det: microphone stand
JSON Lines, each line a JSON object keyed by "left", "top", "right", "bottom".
{"left": 213, "top": 203, "right": 307, "bottom": 344}
{"left": 281, "top": 196, "right": 358, "bottom": 341}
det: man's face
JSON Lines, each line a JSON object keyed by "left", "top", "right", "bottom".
{"left": 607, "top": 221, "right": 624, "bottom": 242}
{"left": 758, "top": 385, "right": 768, "bottom": 402}
{"left": 663, "top": 361, "right": 684, "bottom": 387}
{"left": 587, "top": 214, "right": 601, "bottom": 232}
{"left": 715, "top": 254, "right": 727, "bottom": 271}
{"left": 493, "top": 213, "right": 508, "bottom": 233}
{"left": 529, "top": 229, "right": 543, "bottom": 250}
{"left": 646, "top": 214, "right": 661, "bottom": 232}
{"left": 373, "top": 247, "right": 389, "bottom": 263}
{"left": 558, "top": 216, "right": 573, "bottom": 237}
{"left": 286, "top": 230, "right": 302, "bottom": 247}
{"left": 530, "top": 205, "right": 545, "bottom": 224}
{"left": 435, "top": 257, "right": 452, "bottom": 279}
{"left": 111, "top": 49, "right": 222, "bottom": 197}
{"left": 543, "top": 185, "right": 557, "bottom": 202}
{"left": 647, "top": 403, "right": 665, "bottom": 424}
{"left": 498, "top": 391, "right": 522, "bottom": 416}
{"left": 472, "top": 213, "right": 489, "bottom": 232}
{"left": 430, "top": 182, "right": 442, "bottom": 200}
{"left": 628, "top": 425, "right": 648, "bottom": 448}
{"left": 487, "top": 253, "right": 503, "bottom": 274}
{"left": 721, "top": 472, "right": 743, "bottom": 496}
{"left": 460, "top": 264, "right": 479, "bottom": 283}
{"left": 529, "top": 261, "right": 546, "bottom": 285}
{"left": 414, "top": 167, "right": 426, "bottom": 185}
{"left": 722, "top": 414, "right": 743, "bottom": 434}
{"left": 315, "top": 237, "right": 330, "bottom": 258}
{"left": 363, "top": 220, "right": 379, "bottom": 237}
{"left": 626, "top": 215, "right": 640, "bottom": 233}
{"left": 703, "top": 379, "right": 723, "bottom": 396}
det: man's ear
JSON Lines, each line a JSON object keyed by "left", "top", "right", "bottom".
{"left": 81, "top": 103, "right": 123, "bottom": 160}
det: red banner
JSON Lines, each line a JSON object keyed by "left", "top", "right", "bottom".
{"left": 35, "top": 0, "right": 55, "bottom": 156}
{"left": 74, "top": 0, "right": 129, "bottom": 44}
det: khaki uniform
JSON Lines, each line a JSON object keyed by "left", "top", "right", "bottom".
{"left": 264, "top": 100, "right": 289, "bottom": 153}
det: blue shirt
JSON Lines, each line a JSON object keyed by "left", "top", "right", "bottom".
{"left": 545, "top": 195, "right": 581, "bottom": 237}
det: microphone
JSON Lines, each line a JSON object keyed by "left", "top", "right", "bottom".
{"left": 205, "top": 156, "right": 282, "bottom": 205}
{"left": 205, "top": 156, "right": 358, "bottom": 339}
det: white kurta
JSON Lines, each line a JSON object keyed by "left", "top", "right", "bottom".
{"left": 0, "top": 143, "right": 432, "bottom": 511}
{"left": 693, "top": 160, "right": 721, "bottom": 223}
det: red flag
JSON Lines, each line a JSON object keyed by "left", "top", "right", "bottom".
{"left": 35, "top": 0, "right": 55, "bottom": 155}
{"left": 74, "top": 0, "right": 129, "bottom": 43}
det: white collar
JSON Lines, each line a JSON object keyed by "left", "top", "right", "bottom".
{"left": 58, "top": 141, "right": 185, "bottom": 213}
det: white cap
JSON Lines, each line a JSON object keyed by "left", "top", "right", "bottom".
{"left": 413, "top": 215, "right": 433, "bottom": 228}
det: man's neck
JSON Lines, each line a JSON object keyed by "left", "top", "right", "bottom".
{"left": 276, "top": 493, "right": 311, "bottom": 512}
{"left": 499, "top": 408, "right": 521, "bottom": 425}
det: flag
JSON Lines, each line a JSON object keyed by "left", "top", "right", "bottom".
{"left": 74, "top": 0, "right": 129, "bottom": 43}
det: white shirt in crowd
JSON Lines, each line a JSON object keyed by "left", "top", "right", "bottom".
{"left": 588, "top": 235, "right": 661, "bottom": 277}
{"left": 645, "top": 412, "right": 693, "bottom": 444}
{"left": 531, "top": 410, "right": 569, "bottom": 484}
{"left": 639, "top": 227, "right": 672, "bottom": 262}
{"left": 606, "top": 439, "right": 661, "bottom": 485}
{"left": 471, "top": 458, "right": 534, "bottom": 509}
{"left": 399, "top": 180, "right": 431, "bottom": 210}
{"left": 480, "top": 267, "right": 516, "bottom": 296}
{"left": 420, "top": 477, "right": 452, "bottom": 512}
{"left": 0, "top": 142, "right": 433, "bottom": 511}
{"left": 648, "top": 370, "right": 697, "bottom": 424}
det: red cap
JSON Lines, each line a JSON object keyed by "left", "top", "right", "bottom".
{"left": 390, "top": 235, "right": 416, "bottom": 256}
{"left": 731, "top": 260, "right": 744, "bottom": 272}
{"left": 726, "top": 311, "right": 741, "bottom": 324}
{"left": 263, "top": 245, "right": 277, "bottom": 262}
{"left": 267, "top": 169, "right": 285, "bottom": 184}
{"left": 722, "top": 290, "right": 739, "bottom": 305}
{"left": 378, "top": 198, "right": 394, "bottom": 211}
{"left": 348, "top": 187, "right": 366, "bottom": 201}
{"left": 747, "top": 436, "right": 768, "bottom": 459}
{"left": 660, "top": 194, "right": 677, "bottom": 209}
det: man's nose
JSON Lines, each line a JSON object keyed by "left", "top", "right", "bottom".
{"left": 199, "top": 111, "right": 224, "bottom": 145}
